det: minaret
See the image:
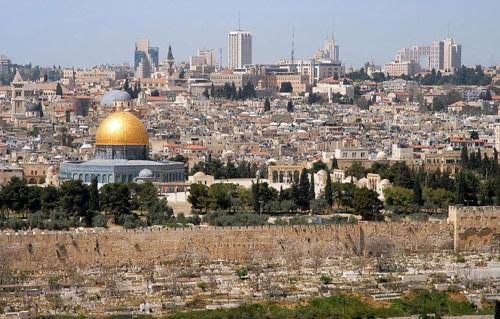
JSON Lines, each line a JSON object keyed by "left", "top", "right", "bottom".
{"left": 166, "top": 45, "right": 174, "bottom": 76}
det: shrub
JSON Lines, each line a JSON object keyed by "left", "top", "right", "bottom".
{"left": 92, "top": 214, "right": 108, "bottom": 228}
{"left": 320, "top": 274, "right": 333, "bottom": 285}
{"left": 197, "top": 282, "right": 208, "bottom": 291}
{"left": 235, "top": 268, "right": 248, "bottom": 279}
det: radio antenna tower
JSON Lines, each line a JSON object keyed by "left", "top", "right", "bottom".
{"left": 291, "top": 26, "right": 295, "bottom": 66}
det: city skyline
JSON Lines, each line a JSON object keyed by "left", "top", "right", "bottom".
{"left": 1, "top": 0, "right": 499, "bottom": 68}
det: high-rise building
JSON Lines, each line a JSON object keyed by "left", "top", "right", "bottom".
{"left": 429, "top": 40, "right": 444, "bottom": 71}
{"left": 315, "top": 37, "right": 340, "bottom": 62}
{"left": 228, "top": 31, "right": 252, "bottom": 69}
{"left": 443, "top": 38, "right": 461, "bottom": 72}
{"left": 198, "top": 49, "right": 216, "bottom": 66}
{"left": 0, "top": 55, "right": 10, "bottom": 75}
{"left": 134, "top": 39, "right": 159, "bottom": 78}
{"left": 392, "top": 37, "right": 461, "bottom": 73}
{"left": 190, "top": 49, "right": 216, "bottom": 67}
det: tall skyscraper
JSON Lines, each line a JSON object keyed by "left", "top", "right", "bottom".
{"left": 228, "top": 31, "right": 252, "bottom": 69}
{"left": 134, "top": 39, "right": 159, "bottom": 78}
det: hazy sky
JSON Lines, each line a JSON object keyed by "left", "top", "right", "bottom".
{"left": 1, "top": 0, "right": 499, "bottom": 68}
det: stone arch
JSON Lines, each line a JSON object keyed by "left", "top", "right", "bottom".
{"left": 279, "top": 171, "right": 284, "bottom": 183}
{"left": 272, "top": 171, "right": 278, "bottom": 183}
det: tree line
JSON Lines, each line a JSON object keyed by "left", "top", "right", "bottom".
{"left": 206, "top": 81, "right": 256, "bottom": 100}
{"left": 190, "top": 155, "right": 264, "bottom": 180}
{"left": 0, "top": 177, "right": 196, "bottom": 231}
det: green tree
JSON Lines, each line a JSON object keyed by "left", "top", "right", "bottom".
{"left": 264, "top": 98, "right": 271, "bottom": 112}
{"left": 188, "top": 183, "right": 209, "bottom": 213}
{"left": 99, "top": 183, "right": 131, "bottom": 222}
{"left": 0, "top": 178, "right": 43, "bottom": 218}
{"left": 89, "top": 177, "right": 99, "bottom": 212}
{"left": 455, "top": 170, "right": 479, "bottom": 206}
{"left": 147, "top": 198, "right": 174, "bottom": 226}
{"left": 346, "top": 161, "right": 366, "bottom": 179}
{"left": 279, "top": 81, "right": 293, "bottom": 93}
{"left": 384, "top": 186, "right": 414, "bottom": 212}
{"left": 460, "top": 146, "right": 469, "bottom": 168}
{"left": 296, "top": 169, "right": 311, "bottom": 211}
{"left": 324, "top": 173, "right": 334, "bottom": 207}
{"left": 311, "top": 160, "right": 328, "bottom": 173}
{"left": 202, "top": 87, "right": 210, "bottom": 99}
{"left": 59, "top": 180, "right": 90, "bottom": 218}
{"left": 41, "top": 186, "right": 60, "bottom": 213}
{"left": 130, "top": 182, "right": 158, "bottom": 212}
{"left": 423, "top": 188, "right": 455, "bottom": 210}
{"left": 413, "top": 178, "right": 423, "bottom": 206}
{"left": 309, "top": 173, "right": 315, "bottom": 201}
{"left": 286, "top": 100, "right": 294, "bottom": 112}
{"left": 55, "top": 83, "right": 63, "bottom": 96}
{"left": 353, "top": 187, "right": 382, "bottom": 221}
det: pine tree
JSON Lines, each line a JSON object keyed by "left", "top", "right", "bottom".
{"left": 286, "top": 100, "right": 294, "bottom": 112}
{"left": 324, "top": 172, "right": 333, "bottom": 207}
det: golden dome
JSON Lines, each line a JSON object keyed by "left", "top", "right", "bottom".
{"left": 95, "top": 111, "right": 149, "bottom": 146}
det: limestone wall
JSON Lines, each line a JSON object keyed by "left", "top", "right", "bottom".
{"left": 0, "top": 222, "right": 455, "bottom": 271}
{"left": 448, "top": 206, "right": 499, "bottom": 251}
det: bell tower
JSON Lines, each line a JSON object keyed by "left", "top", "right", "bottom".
{"left": 11, "top": 70, "right": 26, "bottom": 115}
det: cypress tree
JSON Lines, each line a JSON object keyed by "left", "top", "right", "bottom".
{"left": 324, "top": 172, "right": 334, "bottom": 207}
{"left": 55, "top": 83, "right": 63, "bottom": 96}
{"left": 309, "top": 172, "right": 315, "bottom": 201}
{"left": 413, "top": 178, "right": 423, "bottom": 206}
{"left": 297, "top": 169, "right": 311, "bottom": 211}
{"left": 264, "top": 98, "right": 271, "bottom": 112}
{"left": 460, "top": 146, "right": 468, "bottom": 168}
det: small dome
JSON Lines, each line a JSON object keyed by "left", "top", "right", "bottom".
{"left": 47, "top": 166, "right": 56, "bottom": 175}
{"left": 376, "top": 151, "right": 387, "bottom": 160}
{"left": 380, "top": 179, "right": 391, "bottom": 185}
{"left": 100, "top": 90, "right": 131, "bottom": 107}
{"left": 139, "top": 168, "right": 153, "bottom": 178}
{"left": 193, "top": 171, "right": 206, "bottom": 177}
{"left": 317, "top": 169, "right": 327, "bottom": 176}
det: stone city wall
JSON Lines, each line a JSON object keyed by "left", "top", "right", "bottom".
{"left": 448, "top": 206, "right": 499, "bottom": 251}
{"left": 0, "top": 222, "right": 456, "bottom": 271}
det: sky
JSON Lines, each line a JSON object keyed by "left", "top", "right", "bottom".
{"left": 1, "top": 0, "right": 499, "bottom": 69}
